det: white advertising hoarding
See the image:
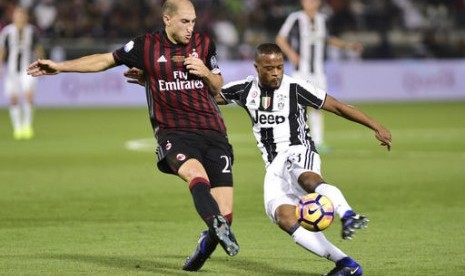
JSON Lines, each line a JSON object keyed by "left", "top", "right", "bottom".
{"left": 0, "top": 60, "right": 464, "bottom": 107}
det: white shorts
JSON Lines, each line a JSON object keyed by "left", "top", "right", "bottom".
{"left": 4, "top": 71, "right": 36, "bottom": 96}
{"left": 264, "top": 145, "right": 322, "bottom": 223}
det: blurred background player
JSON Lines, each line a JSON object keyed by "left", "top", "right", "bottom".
{"left": 276, "top": 0, "right": 363, "bottom": 152}
{"left": 0, "top": 6, "right": 45, "bottom": 140}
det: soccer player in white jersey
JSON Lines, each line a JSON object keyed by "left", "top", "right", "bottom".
{"left": 276, "top": 0, "right": 363, "bottom": 152}
{"left": 218, "top": 43, "right": 391, "bottom": 276}
{"left": 0, "top": 7, "right": 45, "bottom": 139}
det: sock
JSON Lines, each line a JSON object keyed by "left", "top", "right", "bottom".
{"left": 309, "top": 109, "right": 324, "bottom": 145}
{"left": 315, "top": 183, "right": 352, "bottom": 218}
{"left": 291, "top": 225, "right": 347, "bottom": 262}
{"left": 200, "top": 230, "right": 218, "bottom": 255}
{"left": 224, "top": 213, "right": 233, "bottom": 225}
{"left": 9, "top": 105, "right": 22, "bottom": 132}
{"left": 189, "top": 177, "right": 221, "bottom": 229}
{"left": 22, "top": 102, "right": 33, "bottom": 128}
{"left": 200, "top": 212, "right": 233, "bottom": 255}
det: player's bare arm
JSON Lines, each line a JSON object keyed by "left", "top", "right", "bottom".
{"left": 0, "top": 47, "right": 6, "bottom": 75}
{"left": 322, "top": 95, "right": 392, "bottom": 151}
{"left": 328, "top": 37, "right": 364, "bottom": 53}
{"left": 275, "top": 35, "right": 300, "bottom": 66}
{"left": 184, "top": 56, "right": 223, "bottom": 95}
{"left": 27, "top": 53, "right": 116, "bottom": 76}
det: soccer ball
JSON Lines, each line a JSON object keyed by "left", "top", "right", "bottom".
{"left": 296, "top": 193, "right": 334, "bottom": 232}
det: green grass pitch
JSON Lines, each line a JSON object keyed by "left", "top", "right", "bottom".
{"left": 1, "top": 101, "right": 464, "bottom": 275}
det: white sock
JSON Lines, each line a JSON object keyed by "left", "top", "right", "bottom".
{"left": 315, "top": 183, "right": 352, "bottom": 218}
{"left": 22, "top": 102, "right": 33, "bottom": 128}
{"left": 9, "top": 105, "right": 22, "bottom": 131}
{"left": 292, "top": 226, "right": 347, "bottom": 262}
{"left": 309, "top": 109, "right": 324, "bottom": 145}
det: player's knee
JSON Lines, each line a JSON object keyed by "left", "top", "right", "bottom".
{"left": 275, "top": 205, "right": 298, "bottom": 233}
{"left": 298, "top": 171, "right": 324, "bottom": 192}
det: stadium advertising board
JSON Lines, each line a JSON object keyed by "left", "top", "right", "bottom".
{"left": 0, "top": 60, "right": 464, "bottom": 107}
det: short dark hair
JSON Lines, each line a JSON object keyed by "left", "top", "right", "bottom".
{"left": 255, "top": 43, "right": 283, "bottom": 61}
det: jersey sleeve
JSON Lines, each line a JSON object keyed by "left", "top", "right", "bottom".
{"left": 278, "top": 12, "right": 298, "bottom": 38}
{"left": 206, "top": 38, "right": 221, "bottom": 74}
{"left": 112, "top": 35, "right": 145, "bottom": 69}
{"left": 220, "top": 77, "right": 254, "bottom": 106}
{"left": 295, "top": 79, "right": 327, "bottom": 109}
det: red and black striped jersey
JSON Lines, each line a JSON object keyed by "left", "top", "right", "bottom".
{"left": 113, "top": 31, "right": 227, "bottom": 139}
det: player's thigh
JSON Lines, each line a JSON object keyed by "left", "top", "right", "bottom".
{"left": 177, "top": 158, "right": 209, "bottom": 183}
{"left": 157, "top": 135, "right": 207, "bottom": 180}
{"left": 264, "top": 155, "right": 301, "bottom": 223}
{"left": 22, "top": 73, "right": 36, "bottom": 92}
{"left": 287, "top": 145, "right": 322, "bottom": 178}
{"left": 203, "top": 143, "right": 233, "bottom": 188}
{"left": 4, "top": 74, "right": 21, "bottom": 97}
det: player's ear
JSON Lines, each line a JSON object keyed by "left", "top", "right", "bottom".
{"left": 254, "top": 63, "right": 259, "bottom": 73}
{"left": 163, "top": 14, "right": 170, "bottom": 26}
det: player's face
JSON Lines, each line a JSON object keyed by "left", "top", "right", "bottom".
{"left": 13, "top": 8, "right": 28, "bottom": 28}
{"left": 255, "top": 53, "right": 284, "bottom": 89}
{"left": 301, "top": 0, "right": 320, "bottom": 13}
{"left": 164, "top": 2, "right": 196, "bottom": 45}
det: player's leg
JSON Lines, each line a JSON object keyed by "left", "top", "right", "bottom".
{"left": 298, "top": 172, "right": 369, "bottom": 240}
{"left": 309, "top": 108, "right": 325, "bottom": 147}
{"left": 5, "top": 76, "right": 22, "bottom": 139}
{"left": 308, "top": 75, "right": 330, "bottom": 153}
{"left": 265, "top": 188, "right": 362, "bottom": 275}
{"left": 289, "top": 147, "right": 368, "bottom": 240}
{"left": 21, "top": 74, "right": 36, "bottom": 139}
{"left": 180, "top": 140, "right": 238, "bottom": 271}
{"left": 182, "top": 187, "right": 235, "bottom": 271}
{"left": 274, "top": 203, "right": 347, "bottom": 261}
{"left": 22, "top": 94, "right": 34, "bottom": 139}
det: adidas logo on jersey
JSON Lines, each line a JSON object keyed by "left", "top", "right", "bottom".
{"left": 157, "top": 55, "right": 167, "bottom": 63}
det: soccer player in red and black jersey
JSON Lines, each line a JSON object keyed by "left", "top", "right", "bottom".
{"left": 26, "top": 0, "right": 239, "bottom": 271}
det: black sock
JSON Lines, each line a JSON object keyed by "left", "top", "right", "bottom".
{"left": 287, "top": 222, "right": 301, "bottom": 235}
{"left": 201, "top": 231, "right": 219, "bottom": 254}
{"left": 189, "top": 177, "right": 221, "bottom": 229}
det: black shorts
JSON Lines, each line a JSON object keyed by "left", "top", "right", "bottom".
{"left": 156, "top": 130, "right": 234, "bottom": 187}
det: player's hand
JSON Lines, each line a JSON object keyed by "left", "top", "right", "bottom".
{"left": 184, "top": 56, "right": 209, "bottom": 78}
{"left": 374, "top": 126, "right": 392, "bottom": 151}
{"left": 27, "top": 59, "right": 59, "bottom": 76}
{"left": 347, "top": 42, "right": 364, "bottom": 53}
{"left": 124, "top": 67, "right": 145, "bottom": 86}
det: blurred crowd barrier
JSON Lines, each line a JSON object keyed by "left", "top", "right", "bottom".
{"left": 0, "top": 60, "right": 464, "bottom": 107}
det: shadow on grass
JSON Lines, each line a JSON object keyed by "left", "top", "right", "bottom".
{"left": 221, "top": 257, "right": 321, "bottom": 276}
{"left": 39, "top": 253, "right": 322, "bottom": 275}
{"left": 40, "top": 253, "right": 188, "bottom": 275}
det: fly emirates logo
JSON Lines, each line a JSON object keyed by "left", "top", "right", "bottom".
{"left": 158, "top": 71, "right": 204, "bottom": 91}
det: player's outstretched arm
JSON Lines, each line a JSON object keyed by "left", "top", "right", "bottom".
{"left": 322, "top": 95, "right": 392, "bottom": 151}
{"left": 27, "top": 53, "right": 117, "bottom": 76}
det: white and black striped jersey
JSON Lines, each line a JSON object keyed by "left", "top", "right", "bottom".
{"left": 220, "top": 74, "right": 327, "bottom": 166}
{"left": 278, "top": 11, "right": 328, "bottom": 77}
{"left": 0, "top": 23, "right": 40, "bottom": 74}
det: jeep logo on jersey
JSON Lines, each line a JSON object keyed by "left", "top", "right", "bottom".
{"left": 252, "top": 110, "right": 285, "bottom": 125}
